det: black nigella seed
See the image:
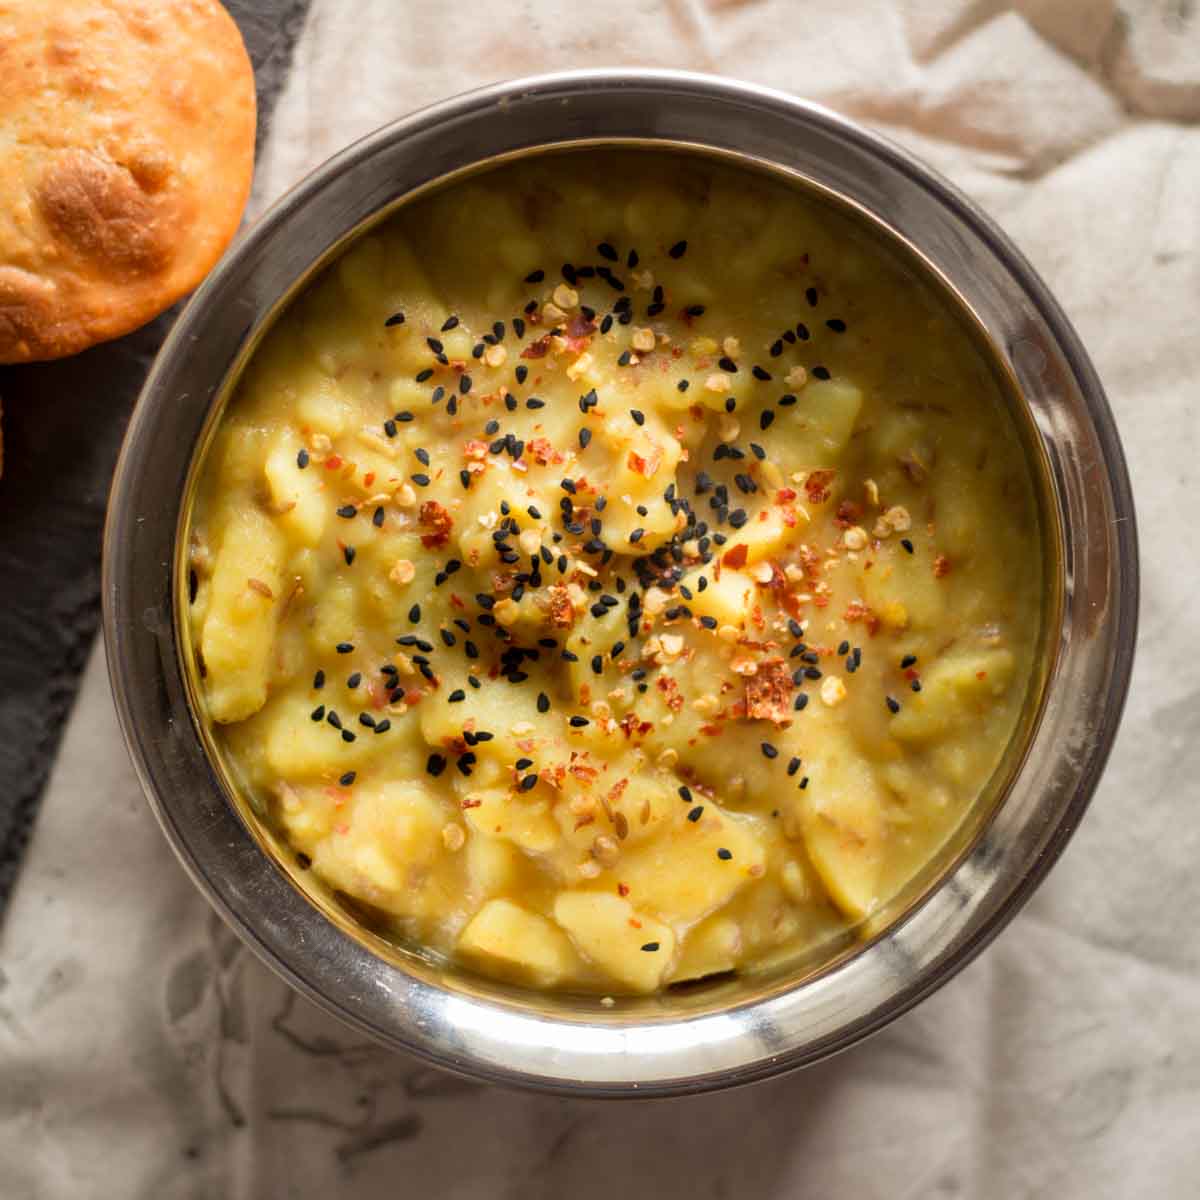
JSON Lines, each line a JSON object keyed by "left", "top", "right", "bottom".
{"left": 426, "top": 336, "right": 443, "bottom": 354}
{"left": 725, "top": 397, "right": 736, "bottom": 413}
{"left": 296, "top": 448, "right": 310, "bottom": 469}
{"left": 441, "top": 315, "right": 459, "bottom": 332}
{"left": 373, "top": 506, "right": 385, "bottom": 528}
{"left": 886, "top": 696, "right": 901, "bottom": 714}
{"left": 336, "top": 505, "right": 356, "bottom": 519}
{"left": 519, "top": 774, "right": 538, "bottom": 792}
{"left": 796, "top": 322, "right": 810, "bottom": 341}
{"left": 459, "top": 374, "right": 472, "bottom": 394}
{"left": 568, "top": 715, "right": 589, "bottom": 728}
{"left": 326, "top": 710, "right": 342, "bottom": 729}
{"left": 598, "top": 241, "right": 618, "bottom": 261}
{"left": 516, "top": 364, "right": 528, "bottom": 384}
{"left": 838, "top": 640, "right": 850, "bottom": 656}
{"left": 812, "top": 366, "right": 831, "bottom": 380}
{"left": 415, "top": 368, "right": 433, "bottom": 382}
{"left": 426, "top": 753, "right": 446, "bottom": 777}
{"left": 900, "top": 654, "right": 917, "bottom": 668}
{"left": 761, "top": 742, "right": 779, "bottom": 759}
{"left": 579, "top": 428, "right": 592, "bottom": 449}
{"left": 750, "top": 443, "right": 766, "bottom": 461}
{"left": 752, "top": 365, "right": 772, "bottom": 381}
{"left": 313, "top": 669, "right": 325, "bottom": 689}
{"left": 911, "top": 680, "right": 923, "bottom": 692}
{"left": 787, "top": 756, "right": 801, "bottom": 777}
{"left": 687, "top": 806, "right": 704, "bottom": 823}
{"left": 537, "top": 692, "right": 550, "bottom": 713}
{"left": 685, "top": 305, "right": 705, "bottom": 317}
{"left": 668, "top": 240, "right": 687, "bottom": 259}
{"left": 826, "top": 318, "right": 847, "bottom": 333}
{"left": 525, "top": 268, "right": 545, "bottom": 283}
{"left": 341, "top": 729, "right": 356, "bottom": 743}
{"left": 794, "top": 693, "right": 809, "bottom": 711}
{"left": 335, "top": 642, "right": 354, "bottom": 654}
{"left": 641, "top": 942, "right": 661, "bottom": 953}
{"left": 411, "top": 473, "right": 430, "bottom": 487}
{"left": 718, "top": 356, "right": 738, "bottom": 373}
{"left": 415, "top": 447, "right": 430, "bottom": 466}
{"left": 806, "top": 286, "right": 819, "bottom": 307}
{"left": 717, "top": 848, "right": 733, "bottom": 861}
{"left": 343, "top": 545, "right": 356, "bottom": 566}
{"left": 310, "top": 704, "right": 325, "bottom": 722}
{"left": 770, "top": 340, "right": 783, "bottom": 358}
{"left": 760, "top": 410, "right": 776, "bottom": 431}
{"left": 384, "top": 311, "right": 406, "bottom": 327}
{"left": 679, "top": 785, "right": 693, "bottom": 802}
{"left": 396, "top": 410, "right": 415, "bottom": 422}
{"left": 339, "top": 771, "right": 356, "bottom": 786}
{"left": 778, "top": 393, "right": 797, "bottom": 407}
{"left": 358, "top": 712, "right": 375, "bottom": 728}
{"left": 347, "top": 672, "right": 361, "bottom": 688}
{"left": 901, "top": 538, "right": 915, "bottom": 554}
{"left": 374, "top": 719, "right": 391, "bottom": 733}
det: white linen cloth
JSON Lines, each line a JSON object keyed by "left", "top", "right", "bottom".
{"left": 2, "top": 3, "right": 1198, "bottom": 1196}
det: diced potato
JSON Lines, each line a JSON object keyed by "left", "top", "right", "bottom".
{"left": 685, "top": 567, "right": 755, "bottom": 627}
{"left": 293, "top": 368, "right": 352, "bottom": 437}
{"left": 462, "top": 786, "right": 561, "bottom": 855}
{"left": 799, "top": 748, "right": 885, "bottom": 921}
{"left": 553, "top": 891, "right": 675, "bottom": 992}
{"left": 263, "top": 437, "right": 328, "bottom": 547}
{"left": 458, "top": 899, "right": 580, "bottom": 988}
{"left": 889, "top": 646, "right": 1016, "bottom": 744}
{"left": 669, "top": 915, "right": 741, "bottom": 984}
{"left": 783, "top": 380, "right": 863, "bottom": 467}
{"left": 615, "top": 809, "right": 766, "bottom": 926}
{"left": 201, "top": 508, "right": 285, "bottom": 722}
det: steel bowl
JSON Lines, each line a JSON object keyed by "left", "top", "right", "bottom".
{"left": 103, "top": 69, "right": 1137, "bottom": 1096}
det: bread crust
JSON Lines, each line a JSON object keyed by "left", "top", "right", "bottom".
{"left": 0, "top": 0, "right": 256, "bottom": 363}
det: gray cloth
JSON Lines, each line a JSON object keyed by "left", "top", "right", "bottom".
{"left": 2, "top": 2, "right": 1199, "bottom": 1197}
{"left": 0, "top": 0, "right": 311, "bottom": 912}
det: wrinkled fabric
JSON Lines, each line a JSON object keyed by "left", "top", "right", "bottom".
{"left": 1, "top": 3, "right": 1196, "bottom": 1197}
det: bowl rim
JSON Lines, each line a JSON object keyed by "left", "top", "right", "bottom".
{"left": 103, "top": 68, "right": 1138, "bottom": 1097}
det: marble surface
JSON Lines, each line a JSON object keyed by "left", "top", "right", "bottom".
{"left": 3, "top": 2, "right": 1199, "bottom": 1196}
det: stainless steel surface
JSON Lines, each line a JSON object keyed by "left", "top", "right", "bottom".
{"left": 102, "top": 69, "right": 1138, "bottom": 1096}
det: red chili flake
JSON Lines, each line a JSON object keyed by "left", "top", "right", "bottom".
{"left": 618, "top": 712, "right": 653, "bottom": 739}
{"left": 617, "top": 883, "right": 630, "bottom": 897}
{"left": 521, "top": 335, "right": 552, "bottom": 359}
{"left": 547, "top": 584, "right": 575, "bottom": 628}
{"left": 324, "top": 455, "right": 343, "bottom": 470}
{"left": 418, "top": 500, "right": 453, "bottom": 548}
{"left": 656, "top": 675, "right": 684, "bottom": 713}
{"left": 461, "top": 797, "right": 482, "bottom": 810}
{"left": 448, "top": 593, "right": 465, "bottom": 609}
{"left": 527, "top": 436, "right": 555, "bottom": 465}
{"left": 933, "top": 554, "right": 952, "bottom": 578}
{"left": 745, "top": 658, "right": 793, "bottom": 724}
{"left": 363, "top": 471, "right": 376, "bottom": 488}
{"left": 775, "top": 487, "right": 797, "bottom": 504}
{"left": 626, "top": 449, "right": 661, "bottom": 478}
{"left": 836, "top": 499, "right": 862, "bottom": 523}
{"left": 722, "top": 543, "right": 748, "bottom": 569}
{"left": 804, "top": 469, "right": 836, "bottom": 505}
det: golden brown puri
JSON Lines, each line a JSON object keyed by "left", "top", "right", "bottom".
{"left": 0, "top": 0, "right": 256, "bottom": 364}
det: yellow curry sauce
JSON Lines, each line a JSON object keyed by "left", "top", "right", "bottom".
{"left": 187, "top": 151, "right": 1043, "bottom": 994}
